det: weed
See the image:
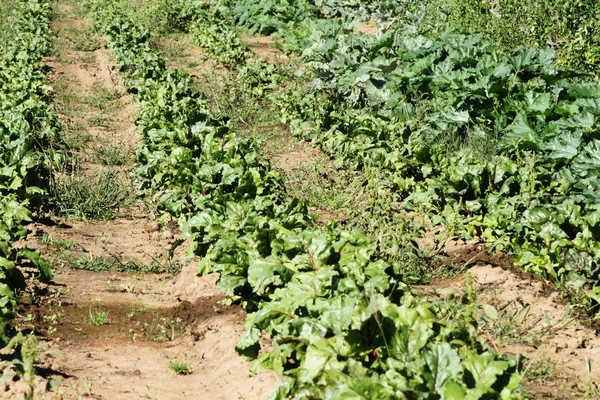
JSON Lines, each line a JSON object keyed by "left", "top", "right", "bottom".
{"left": 83, "top": 380, "right": 93, "bottom": 395}
{"left": 79, "top": 53, "right": 97, "bottom": 64}
{"left": 89, "top": 143, "right": 134, "bottom": 166}
{"left": 136, "top": 316, "right": 185, "bottom": 342}
{"left": 40, "top": 233, "right": 84, "bottom": 251}
{"left": 158, "top": 317, "right": 183, "bottom": 341}
{"left": 71, "top": 30, "right": 102, "bottom": 52}
{"left": 49, "top": 168, "right": 132, "bottom": 220}
{"left": 129, "top": 328, "right": 138, "bottom": 343}
{"left": 83, "top": 83, "right": 121, "bottom": 113}
{"left": 53, "top": 80, "right": 80, "bottom": 105}
{"left": 154, "top": 39, "right": 186, "bottom": 59}
{"left": 584, "top": 358, "right": 600, "bottom": 398}
{"left": 476, "top": 295, "right": 579, "bottom": 350}
{"left": 524, "top": 359, "right": 556, "bottom": 383}
{"left": 74, "top": 255, "right": 117, "bottom": 271}
{"left": 6, "top": 333, "right": 40, "bottom": 400}
{"left": 122, "top": 258, "right": 182, "bottom": 274}
{"left": 87, "top": 113, "right": 112, "bottom": 128}
{"left": 71, "top": 254, "right": 182, "bottom": 275}
{"left": 195, "top": 67, "right": 278, "bottom": 130}
{"left": 43, "top": 310, "right": 64, "bottom": 335}
{"left": 279, "top": 161, "right": 345, "bottom": 211}
{"left": 168, "top": 359, "right": 191, "bottom": 375}
{"left": 88, "top": 307, "right": 109, "bottom": 326}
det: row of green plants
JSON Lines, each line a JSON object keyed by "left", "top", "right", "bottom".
{"left": 224, "top": 0, "right": 600, "bottom": 73}
{"left": 217, "top": 0, "right": 399, "bottom": 35}
{"left": 310, "top": 0, "right": 402, "bottom": 20}
{"left": 210, "top": 0, "right": 600, "bottom": 73}
{"left": 161, "top": 1, "right": 434, "bottom": 281}
{"left": 0, "top": 0, "right": 59, "bottom": 347}
{"left": 436, "top": 0, "right": 600, "bottom": 73}
{"left": 88, "top": 0, "right": 526, "bottom": 397}
{"left": 206, "top": 0, "right": 600, "bottom": 313}
{"left": 212, "top": 0, "right": 359, "bottom": 53}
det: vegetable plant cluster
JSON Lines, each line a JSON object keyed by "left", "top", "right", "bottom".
{"left": 300, "top": 31, "right": 600, "bottom": 308}
{"left": 437, "top": 0, "right": 600, "bottom": 73}
{"left": 210, "top": 0, "right": 600, "bottom": 311}
{"left": 0, "top": 0, "right": 59, "bottom": 347}
{"left": 88, "top": 1, "right": 526, "bottom": 398}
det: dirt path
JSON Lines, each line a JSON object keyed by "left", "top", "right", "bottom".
{"left": 1, "top": 2, "right": 278, "bottom": 399}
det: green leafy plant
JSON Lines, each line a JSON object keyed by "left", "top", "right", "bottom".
{"left": 0, "top": 0, "right": 63, "bottom": 351}
{"left": 5, "top": 333, "right": 40, "bottom": 400}
{"left": 89, "top": 142, "right": 134, "bottom": 166}
{"left": 440, "top": 0, "right": 600, "bottom": 73}
{"left": 74, "top": 255, "right": 118, "bottom": 271}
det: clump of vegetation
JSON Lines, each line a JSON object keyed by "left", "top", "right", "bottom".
{"left": 439, "top": 0, "right": 600, "bottom": 72}
{"left": 72, "top": 254, "right": 182, "bottom": 274}
{"left": 88, "top": 307, "right": 109, "bottom": 326}
{"left": 0, "top": 0, "right": 62, "bottom": 357}
{"left": 71, "top": 28, "right": 102, "bottom": 52}
{"left": 40, "top": 233, "right": 83, "bottom": 251}
{"left": 89, "top": 143, "right": 135, "bottom": 166}
{"left": 168, "top": 359, "right": 191, "bottom": 375}
{"left": 49, "top": 168, "right": 132, "bottom": 220}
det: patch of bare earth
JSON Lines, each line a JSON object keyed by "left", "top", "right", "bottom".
{"left": 20, "top": 265, "right": 276, "bottom": 400}
{"left": 355, "top": 21, "right": 379, "bottom": 35}
{"left": 1, "top": 2, "right": 278, "bottom": 399}
{"left": 269, "top": 136, "right": 324, "bottom": 172}
{"left": 241, "top": 35, "right": 289, "bottom": 64}
{"left": 153, "top": 35, "right": 226, "bottom": 78}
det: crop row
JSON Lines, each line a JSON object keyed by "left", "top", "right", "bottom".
{"left": 187, "top": 0, "right": 600, "bottom": 312}
{"left": 286, "top": 18, "right": 600, "bottom": 309}
{"left": 433, "top": 0, "right": 600, "bottom": 74}
{"left": 0, "top": 0, "right": 59, "bottom": 347}
{"left": 88, "top": 0, "right": 525, "bottom": 398}
{"left": 224, "top": 0, "right": 600, "bottom": 73}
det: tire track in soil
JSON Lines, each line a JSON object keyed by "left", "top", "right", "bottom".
{"left": 3, "top": 2, "right": 278, "bottom": 399}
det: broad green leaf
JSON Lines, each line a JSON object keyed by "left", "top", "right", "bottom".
{"left": 424, "top": 343, "right": 462, "bottom": 393}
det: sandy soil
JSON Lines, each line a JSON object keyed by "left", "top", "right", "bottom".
{"left": 241, "top": 35, "right": 289, "bottom": 63}
{"left": 18, "top": 266, "right": 277, "bottom": 400}
{"left": 355, "top": 21, "right": 379, "bottom": 35}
